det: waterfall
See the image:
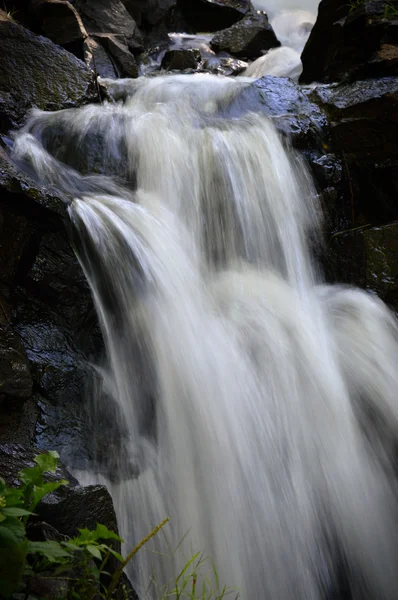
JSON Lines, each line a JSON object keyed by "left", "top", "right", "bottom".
{"left": 12, "top": 74, "right": 398, "bottom": 600}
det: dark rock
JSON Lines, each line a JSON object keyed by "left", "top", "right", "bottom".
{"left": 0, "top": 15, "right": 97, "bottom": 132}
{"left": 93, "top": 34, "right": 139, "bottom": 78}
{"left": 202, "top": 56, "right": 248, "bottom": 75}
{"left": 162, "top": 48, "right": 201, "bottom": 70}
{"left": 210, "top": 10, "right": 280, "bottom": 59}
{"left": 328, "top": 222, "right": 398, "bottom": 311}
{"left": 73, "top": 0, "right": 141, "bottom": 44}
{"left": 177, "top": 0, "right": 251, "bottom": 33}
{"left": 301, "top": 0, "right": 398, "bottom": 84}
{"left": 84, "top": 36, "right": 118, "bottom": 78}
{"left": 0, "top": 200, "right": 33, "bottom": 283}
{"left": 0, "top": 397, "right": 39, "bottom": 445}
{"left": 35, "top": 0, "right": 88, "bottom": 60}
{"left": 0, "top": 442, "right": 76, "bottom": 487}
{"left": 0, "top": 325, "right": 32, "bottom": 400}
{"left": 38, "top": 484, "right": 119, "bottom": 540}
{"left": 227, "top": 76, "right": 328, "bottom": 149}
{"left": 310, "top": 77, "right": 398, "bottom": 159}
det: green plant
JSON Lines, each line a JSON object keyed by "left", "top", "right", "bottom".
{"left": 0, "top": 451, "right": 236, "bottom": 600}
{"left": 384, "top": 0, "right": 398, "bottom": 18}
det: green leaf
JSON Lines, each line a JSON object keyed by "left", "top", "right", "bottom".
{"left": 0, "top": 518, "right": 25, "bottom": 544}
{"left": 73, "top": 527, "right": 93, "bottom": 543}
{"left": 29, "top": 480, "right": 68, "bottom": 512}
{"left": 94, "top": 523, "right": 123, "bottom": 542}
{"left": 27, "top": 540, "right": 72, "bottom": 562}
{"left": 0, "top": 539, "right": 27, "bottom": 598}
{"left": 86, "top": 544, "right": 102, "bottom": 560}
{"left": 19, "top": 465, "right": 42, "bottom": 487}
{"left": 34, "top": 451, "right": 59, "bottom": 473}
{"left": 1, "top": 507, "right": 32, "bottom": 517}
{"left": 101, "top": 545, "right": 124, "bottom": 563}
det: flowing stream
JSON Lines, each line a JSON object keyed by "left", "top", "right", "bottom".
{"left": 12, "top": 69, "right": 398, "bottom": 600}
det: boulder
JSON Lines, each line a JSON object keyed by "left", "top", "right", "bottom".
{"left": 310, "top": 77, "right": 398, "bottom": 224}
{"left": 0, "top": 15, "right": 97, "bottom": 132}
{"left": 84, "top": 36, "right": 118, "bottom": 78}
{"left": 0, "top": 326, "right": 32, "bottom": 400}
{"left": 202, "top": 56, "right": 248, "bottom": 75}
{"left": 301, "top": 0, "right": 398, "bottom": 84}
{"left": 34, "top": 0, "right": 88, "bottom": 60}
{"left": 162, "top": 48, "right": 201, "bottom": 70}
{"left": 73, "top": 0, "right": 141, "bottom": 44}
{"left": 210, "top": 10, "right": 280, "bottom": 59}
{"left": 177, "top": 0, "right": 251, "bottom": 33}
{"left": 328, "top": 222, "right": 398, "bottom": 311}
{"left": 92, "top": 34, "right": 140, "bottom": 78}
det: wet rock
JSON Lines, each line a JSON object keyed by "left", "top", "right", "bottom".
{"left": 0, "top": 326, "right": 32, "bottom": 400}
{"left": 39, "top": 484, "right": 119, "bottom": 540}
{"left": 227, "top": 76, "right": 328, "bottom": 149}
{"left": 0, "top": 148, "right": 67, "bottom": 216}
{"left": 210, "top": 10, "right": 280, "bottom": 59}
{"left": 0, "top": 397, "right": 39, "bottom": 445}
{"left": 301, "top": 0, "right": 398, "bottom": 84}
{"left": 178, "top": 0, "right": 251, "bottom": 33}
{"left": 73, "top": 0, "right": 142, "bottom": 45}
{"left": 0, "top": 203, "right": 33, "bottom": 283}
{"left": 0, "top": 442, "right": 76, "bottom": 487}
{"left": 162, "top": 48, "right": 201, "bottom": 70}
{"left": 34, "top": 0, "right": 88, "bottom": 60}
{"left": 84, "top": 36, "right": 118, "bottom": 78}
{"left": 0, "top": 16, "right": 97, "bottom": 131}
{"left": 93, "top": 34, "right": 139, "bottom": 78}
{"left": 310, "top": 77, "right": 398, "bottom": 159}
{"left": 202, "top": 56, "right": 248, "bottom": 75}
{"left": 329, "top": 222, "right": 398, "bottom": 311}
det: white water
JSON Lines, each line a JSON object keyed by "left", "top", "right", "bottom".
{"left": 13, "top": 74, "right": 398, "bottom": 600}
{"left": 244, "top": 1, "right": 319, "bottom": 80}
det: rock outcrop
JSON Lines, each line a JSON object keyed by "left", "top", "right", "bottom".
{"left": 301, "top": 0, "right": 398, "bottom": 84}
{"left": 210, "top": 10, "right": 280, "bottom": 59}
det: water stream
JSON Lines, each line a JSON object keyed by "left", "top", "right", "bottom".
{"left": 12, "top": 52, "right": 398, "bottom": 600}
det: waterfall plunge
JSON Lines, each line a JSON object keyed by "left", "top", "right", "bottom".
{"left": 13, "top": 74, "right": 398, "bottom": 600}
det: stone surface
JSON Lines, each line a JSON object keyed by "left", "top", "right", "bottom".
{"left": 84, "top": 36, "right": 118, "bottom": 78}
{"left": 73, "top": 0, "right": 141, "bottom": 43}
{"left": 0, "top": 326, "right": 32, "bottom": 400}
{"left": 210, "top": 10, "right": 280, "bottom": 59}
{"left": 202, "top": 56, "right": 248, "bottom": 75}
{"left": 301, "top": 0, "right": 398, "bottom": 84}
{"left": 329, "top": 222, "right": 398, "bottom": 311}
{"left": 0, "top": 17, "right": 97, "bottom": 131}
{"left": 35, "top": 0, "right": 88, "bottom": 60}
{"left": 162, "top": 48, "right": 201, "bottom": 70}
{"left": 93, "top": 34, "right": 140, "bottom": 78}
{"left": 177, "top": 0, "right": 251, "bottom": 33}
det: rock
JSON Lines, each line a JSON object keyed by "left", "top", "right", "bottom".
{"left": 73, "top": 0, "right": 142, "bottom": 45}
{"left": 177, "top": 0, "right": 251, "bottom": 33}
{"left": 84, "top": 36, "right": 118, "bottom": 78}
{"left": 328, "top": 222, "right": 398, "bottom": 311}
{"left": 0, "top": 442, "right": 76, "bottom": 487}
{"left": 34, "top": 0, "right": 88, "bottom": 60}
{"left": 310, "top": 77, "right": 398, "bottom": 160}
{"left": 301, "top": 0, "right": 398, "bottom": 84}
{"left": 93, "top": 34, "right": 139, "bottom": 78}
{"left": 0, "top": 16, "right": 97, "bottom": 131}
{"left": 38, "top": 484, "right": 119, "bottom": 540}
{"left": 227, "top": 76, "right": 328, "bottom": 149}
{"left": 162, "top": 48, "right": 201, "bottom": 70}
{"left": 0, "top": 397, "right": 39, "bottom": 445}
{"left": 210, "top": 10, "right": 280, "bottom": 59}
{"left": 202, "top": 56, "right": 248, "bottom": 75}
{"left": 0, "top": 326, "right": 33, "bottom": 400}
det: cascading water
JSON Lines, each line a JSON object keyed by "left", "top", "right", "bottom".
{"left": 12, "top": 73, "right": 398, "bottom": 600}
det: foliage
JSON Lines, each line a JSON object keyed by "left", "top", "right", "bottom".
{"left": 346, "top": 0, "right": 398, "bottom": 17}
{"left": 0, "top": 451, "right": 235, "bottom": 600}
